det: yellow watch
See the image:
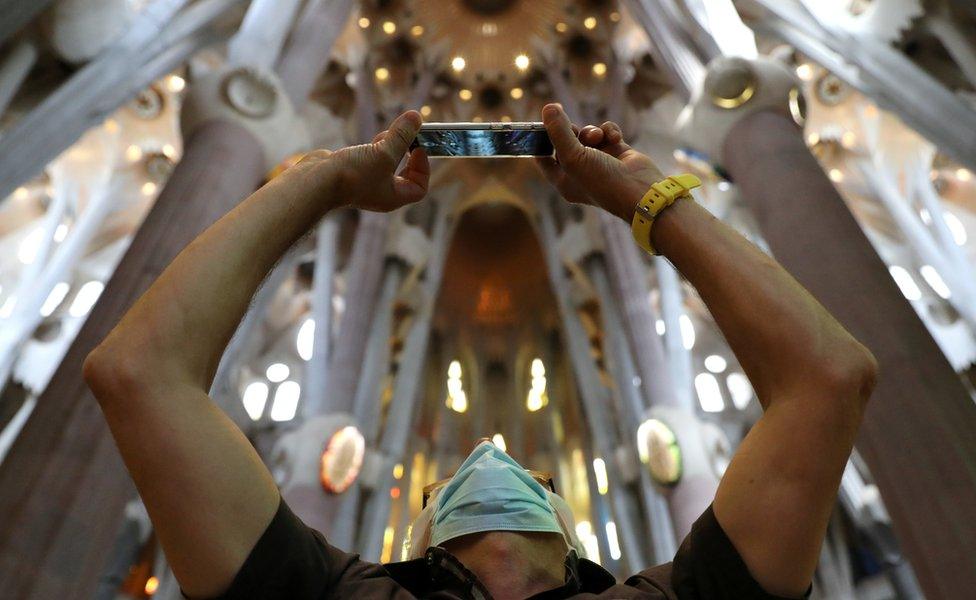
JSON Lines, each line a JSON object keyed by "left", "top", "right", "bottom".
{"left": 631, "top": 174, "right": 702, "bottom": 254}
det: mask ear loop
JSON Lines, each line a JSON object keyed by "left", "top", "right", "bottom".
{"left": 548, "top": 492, "right": 586, "bottom": 559}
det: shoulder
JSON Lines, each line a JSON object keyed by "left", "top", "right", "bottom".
{"left": 212, "top": 498, "right": 398, "bottom": 599}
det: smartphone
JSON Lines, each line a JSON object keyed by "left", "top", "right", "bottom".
{"left": 411, "top": 122, "right": 554, "bottom": 157}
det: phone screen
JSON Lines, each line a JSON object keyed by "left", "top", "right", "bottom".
{"left": 412, "top": 127, "right": 554, "bottom": 157}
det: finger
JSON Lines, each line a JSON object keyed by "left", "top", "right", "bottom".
{"left": 378, "top": 110, "right": 423, "bottom": 164}
{"left": 579, "top": 125, "right": 605, "bottom": 147}
{"left": 542, "top": 103, "right": 585, "bottom": 165}
{"left": 393, "top": 147, "right": 429, "bottom": 205}
{"left": 599, "top": 121, "right": 625, "bottom": 145}
{"left": 372, "top": 130, "right": 389, "bottom": 144}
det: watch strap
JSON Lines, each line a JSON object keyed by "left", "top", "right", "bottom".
{"left": 631, "top": 174, "right": 702, "bottom": 254}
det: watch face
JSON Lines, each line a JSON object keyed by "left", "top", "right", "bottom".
{"left": 320, "top": 426, "right": 366, "bottom": 494}
{"left": 638, "top": 419, "right": 683, "bottom": 486}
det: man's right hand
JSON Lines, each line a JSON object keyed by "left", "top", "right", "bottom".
{"left": 538, "top": 103, "right": 665, "bottom": 222}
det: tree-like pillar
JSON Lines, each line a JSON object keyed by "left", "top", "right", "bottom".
{"left": 0, "top": 2, "right": 351, "bottom": 594}
{"left": 678, "top": 55, "right": 976, "bottom": 598}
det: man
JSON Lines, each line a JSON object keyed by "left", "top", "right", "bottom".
{"left": 84, "top": 104, "right": 878, "bottom": 599}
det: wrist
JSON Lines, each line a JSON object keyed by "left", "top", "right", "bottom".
{"left": 649, "top": 196, "right": 695, "bottom": 255}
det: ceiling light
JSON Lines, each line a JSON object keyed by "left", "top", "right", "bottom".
{"left": 382, "top": 21, "right": 396, "bottom": 35}
{"left": 957, "top": 168, "right": 972, "bottom": 182}
{"left": 583, "top": 16, "right": 597, "bottom": 29}
{"left": 40, "top": 282, "right": 70, "bottom": 317}
{"left": 141, "top": 182, "right": 157, "bottom": 196}
{"left": 242, "top": 381, "right": 269, "bottom": 421}
{"left": 69, "top": 281, "right": 103, "bottom": 316}
{"left": 919, "top": 265, "right": 951, "bottom": 299}
{"left": 592, "top": 62, "right": 607, "bottom": 77}
{"left": 795, "top": 64, "right": 813, "bottom": 81}
{"left": 459, "top": 88, "right": 473, "bottom": 101}
{"left": 420, "top": 105, "right": 432, "bottom": 116}
{"left": 726, "top": 372, "right": 753, "bottom": 409}
{"left": 695, "top": 372, "right": 724, "bottom": 412}
{"left": 593, "top": 457, "right": 608, "bottom": 494}
{"left": 555, "top": 22, "right": 568, "bottom": 33}
{"left": 679, "top": 314, "right": 695, "bottom": 350}
{"left": 704, "top": 355, "right": 727, "bottom": 373}
{"left": 888, "top": 265, "right": 921, "bottom": 301}
{"left": 411, "top": 25, "right": 424, "bottom": 36}
{"left": 374, "top": 67, "right": 390, "bottom": 81}
{"left": 943, "top": 211, "right": 967, "bottom": 245}
{"left": 14, "top": 186, "right": 28, "bottom": 200}
{"left": 270, "top": 381, "right": 300, "bottom": 421}
{"left": 491, "top": 433, "right": 507, "bottom": 452}
{"left": 451, "top": 56, "right": 466, "bottom": 72}
{"left": 609, "top": 11, "right": 621, "bottom": 22}
{"left": 358, "top": 17, "right": 370, "bottom": 28}
{"left": 510, "top": 87, "right": 523, "bottom": 99}
{"left": 266, "top": 362, "right": 290, "bottom": 383}
{"left": 829, "top": 169, "right": 844, "bottom": 183}
{"left": 514, "top": 54, "right": 530, "bottom": 71}
{"left": 166, "top": 75, "right": 185, "bottom": 93}
{"left": 126, "top": 145, "right": 143, "bottom": 163}
{"left": 297, "top": 318, "right": 314, "bottom": 361}
{"left": 841, "top": 132, "right": 857, "bottom": 148}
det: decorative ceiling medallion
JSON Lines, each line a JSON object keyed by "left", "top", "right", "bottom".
{"left": 708, "top": 62, "right": 758, "bottom": 110}
{"left": 222, "top": 67, "right": 277, "bottom": 118}
{"left": 129, "top": 86, "right": 165, "bottom": 120}
{"left": 320, "top": 425, "right": 366, "bottom": 494}
{"left": 815, "top": 73, "right": 851, "bottom": 106}
{"left": 637, "top": 419, "right": 683, "bottom": 486}
{"left": 789, "top": 87, "right": 807, "bottom": 126}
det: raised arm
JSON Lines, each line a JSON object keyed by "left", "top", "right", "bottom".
{"left": 83, "top": 112, "right": 428, "bottom": 598}
{"left": 539, "top": 104, "right": 877, "bottom": 597}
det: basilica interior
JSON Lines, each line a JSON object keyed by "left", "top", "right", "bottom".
{"left": 0, "top": 0, "right": 975, "bottom": 598}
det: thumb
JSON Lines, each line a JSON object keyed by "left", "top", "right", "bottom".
{"left": 378, "top": 110, "right": 423, "bottom": 164}
{"left": 542, "top": 103, "right": 584, "bottom": 164}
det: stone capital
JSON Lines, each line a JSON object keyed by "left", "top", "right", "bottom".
{"left": 675, "top": 56, "right": 806, "bottom": 176}
{"left": 180, "top": 65, "right": 311, "bottom": 171}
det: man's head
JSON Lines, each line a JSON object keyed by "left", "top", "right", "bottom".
{"left": 401, "top": 442, "right": 583, "bottom": 595}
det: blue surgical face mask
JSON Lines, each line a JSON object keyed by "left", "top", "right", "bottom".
{"left": 429, "top": 441, "right": 565, "bottom": 547}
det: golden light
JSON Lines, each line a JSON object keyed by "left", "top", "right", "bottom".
{"left": 411, "top": 24, "right": 424, "bottom": 36}
{"left": 104, "top": 118, "right": 119, "bottom": 133}
{"left": 583, "top": 16, "right": 597, "bottom": 29}
{"left": 447, "top": 359, "right": 468, "bottom": 413}
{"left": 510, "top": 87, "right": 523, "bottom": 100}
{"left": 374, "top": 67, "right": 390, "bottom": 81}
{"left": 472, "top": 115, "right": 483, "bottom": 123}
{"left": 491, "top": 433, "right": 507, "bottom": 452}
{"left": 806, "top": 133, "right": 820, "bottom": 146}
{"left": 451, "top": 56, "right": 466, "bottom": 72}
{"left": 501, "top": 115, "right": 511, "bottom": 122}
{"left": 555, "top": 22, "right": 568, "bottom": 33}
{"left": 382, "top": 20, "right": 396, "bottom": 35}
{"left": 795, "top": 64, "right": 813, "bottom": 81}
{"left": 526, "top": 358, "right": 549, "bottom": 412}
{"left": 459, "top": 88, "right": 473, "bottom": 101}
{"left": 166, "top": 75, "right": 185, "bottom": 93}
{"left": 957, "top": 168, "right": 973, "bottom": 182}
{"left": 14, "top": 186, "right": 28, "bottom": 200}
{"left": 593, "top": 457, "right": 609, "bottom": 495}
{"left": 863, "top": 104, "right": 879, "bottom": 118}
{"left": 358, "top": 16, "right": 370, "bottom": 28}
{"left": 141, "top": 182, "right": 157, "bottom": 196}
{"left": 514, "top": 53, "right": 530, "bottom": 71}
{"left": 126, "top": 145, "right": 143, "bottom": 163}
{"left": 592, "top": 62, "right": 607, "bottom": 77}
{"left": 381, "top": 526, "right": 396, "bottom": 563}
{"left": 829, "top": 168, "right": 844, "bottom": 183}
{"left": 420, "top": 105, "right": 432, "bottom": 117}
{"left": 610, "top": 11, "right": 621, "bottom": 22}
{"left": 841, "top": 131, "right": 857, "bottom": 149}
{"left": 145, "top": 576, "right": 159, "bottom": 595}
{"left": 161, "top": 143, "right": 177, "bottom": 159}
{"left": 393, "top": 463, "right": 404, "bottom": 479}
